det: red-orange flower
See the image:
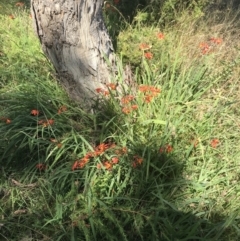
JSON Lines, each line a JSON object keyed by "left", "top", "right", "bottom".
{"left": 115, "top": 147, "right": 127, "bottom": 155}
{"left": 144, "top": 52, "right": 153, "bottom": 60}
{"left": 157, "top": 32, "right": 164, "bottom": 39}
{"left": 106, "top": 83, "right": 117, "bottom": 90}
{"left": 199, "top": 42, "right": 210, "bottom": 54}
{"left": 210, "top": 37, "right": 222, "bottom": 45}
{"left": 58, "top": 105, "right": 67, "bottom": 114}
{"left": 131, "top": 105, "right": 138, "bottom": 110}
{"left": 95, "top": 87, "right": 109, "bottom": 96}
{"left": 72, "top": 160, "right": 82, "bottom": 171}
{"left": 38, "top": 119, "right": 54, "bottom": 127}
{"left": 9, "top": 14, "right": 15, "bottom": 19}
{"left": 165, "top": 144, "right": 173, "bottom": 153}
{"left": 57, "top": 143, "right": 62, "bottom": 148}
{"left": 139, "top": 43, "right": 151, "bottom": 51}
{"left": 139, "top": 85, "right": 161, "bottom": 94}
{"left": 50, "top": 138, "right": 62, "bottom": 148}
{"left": 148, "top": 86, "right": 161, "bottom": 96}
{"left": 111, "top": 157, "right": 119, "bottom": 164}
{"left": 97, "top": 158, "right": 116, "bottom": 170}
{"left": 199, "top": 42, "right": 209, "bottom": 48}
{"left": 85, "top": 151, "right": 95, "bottom": 158}
{"left": 96, "top": 88, "right": 103, "bottom": 93}
{"left": 94, "top": 142, "right": 114, "bottom": 156}
{"left": 138, "top": 85, "right": 149, "bottom": 93}
{"left": 15, "top": 2, "right": 24, "bottom": 7}
{"left": 121, "top": 95, "right": 135, "bottom": 104}
{"left": 103, "top": 90, "right": 110, "bottom": 96}
{"left": 6, "top": 119, "right": 11, "bottom": 124}
{"left": 159, "top": 144, "right": 173, "bottom": 153}
{"left": 38, "top": 120, "right": 44, "bottom": 125}
{"left": 48, "top": 119, "right": 54, "bottom": 125}
{"left": 132, "top": 155, "right": 143, "bottom": 167}
{"left": 36, "top": 163, "right": 46, "bottom": 171}
{"left": 122, "top": 107, "right": 131, "bottom": 114}
{"left": 103, "top": 161, "right": 113, "bottom": 170}
{"left": 31, "top": 109, "right": 39, "bottom": 116}
{"left": 1, "top": 117, "right": 12, "bottom": 124}
{"left": 96, "top": 143, "right": 109, "bottom": 151}
{"left": 144, "top": 95, "right": 153, "bottom": 103}
{"left": 134, "top": 155, "right": 143, "bottom": 164}
{"left": 72, "top": 158, "right": 89, "bottom": 171}
{"left": 210, "top": 139, "right": 220, "bottom": 148}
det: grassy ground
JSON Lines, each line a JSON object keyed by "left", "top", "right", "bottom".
{"left": 1, "top": 1, "right": 240, "bottom": 240}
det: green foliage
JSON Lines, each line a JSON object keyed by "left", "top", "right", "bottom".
{"left": 103, "top": 0, "right": 145, "bottom": 48}
{"left": 145, "top": 0, "right": 209, "bottom": 24}
{"left": 1, "top": 1, "right": 240, "bottom": 241}
{"left": 117, "top": 26, "right": 167, "bottom": 67}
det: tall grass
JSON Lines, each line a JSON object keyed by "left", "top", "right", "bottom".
{"left": 1, "top": 1, "right": 240, "bottom": 241}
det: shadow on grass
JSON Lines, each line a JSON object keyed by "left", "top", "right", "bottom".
{"left": 0, "top": 150, "right": 234, "bottom": 240}
{"left": 0, "top": 94, "right": 237, "bottom": 240}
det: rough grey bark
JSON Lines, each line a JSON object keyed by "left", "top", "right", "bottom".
{"left": 31, "top": 0, "right": 116, "bottom": 106}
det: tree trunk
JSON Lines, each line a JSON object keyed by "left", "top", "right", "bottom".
{"left": 31, "top": 0, "right": 116, "bottom": 107}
